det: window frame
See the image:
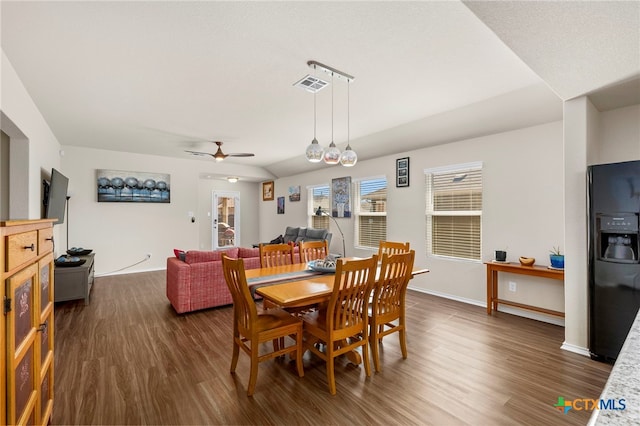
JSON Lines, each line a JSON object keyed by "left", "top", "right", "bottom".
{"left": 307, "top": 184, "right": 330, "bottom": 230}
{"left": 353, "top": 175, "right": 387, "bottom": 251}
{"left": 424, "top": 162, "right": 483, "bottom": 262}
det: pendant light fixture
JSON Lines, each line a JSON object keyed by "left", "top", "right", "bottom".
{"left": 339, "top": 80, "right": 357, "bottom": 167}
{"left": 300, "top": 60, "right": 355, "bottom": 166}
{"left": 323, "top": 72, "right": 341, "bottom": 165}
{"left": 304, "top": 64, "right": 324, "bottom": 163}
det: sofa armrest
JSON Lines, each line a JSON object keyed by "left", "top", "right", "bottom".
{"left": 166, "top": 257, "right": 192, "bottom": 314}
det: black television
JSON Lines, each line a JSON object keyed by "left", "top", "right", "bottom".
{"left": 43, "top": 168, "right": 69, "bottom": 225}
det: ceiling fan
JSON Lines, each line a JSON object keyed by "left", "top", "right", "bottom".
{"left": 185, "top": 141, "right": 255, "bottom": 162}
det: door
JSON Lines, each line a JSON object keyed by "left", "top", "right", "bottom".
{"left": 212, "top": 191, "right": 240, "bottom": 250}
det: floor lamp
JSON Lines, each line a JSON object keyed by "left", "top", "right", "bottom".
{"left": 315, "top": 206, "right": 345, "bottom": 258}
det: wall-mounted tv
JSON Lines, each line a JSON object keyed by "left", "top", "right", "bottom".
{"left": 43, "top": 168, "right": 69, "bottom": 225}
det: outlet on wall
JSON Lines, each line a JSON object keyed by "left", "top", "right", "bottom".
{"left": 508, "top": 281, "right": 517, "bottom": 292}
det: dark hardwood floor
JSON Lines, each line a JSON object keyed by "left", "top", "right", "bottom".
{"left": 53, "top": 270, "right": 611, "bottom": 425}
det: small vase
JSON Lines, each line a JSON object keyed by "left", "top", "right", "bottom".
{"left": 550, "top": 254, "right": 564, "bottom": 269}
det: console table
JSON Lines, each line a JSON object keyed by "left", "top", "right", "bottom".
{"left": 55, "top": 253, "right": 95, "bottom": 305}
{"left": 485, "top": 261, "right": 564, "bottom": 317}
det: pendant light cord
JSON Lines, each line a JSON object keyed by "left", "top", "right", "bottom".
{"left": 313, "top": 65, "right": 317, "bottom": 139}
{"left": 331, "top": 72, "right": 334, "bottom": 144}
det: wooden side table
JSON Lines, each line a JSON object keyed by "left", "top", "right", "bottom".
{"left": 485, "top": 261, "right": 564, "bottom": 317}
{"left": 54, "top": 253, "right": 95, "bottom": 305}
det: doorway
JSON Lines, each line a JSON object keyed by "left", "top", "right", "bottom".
{"left": 212, "top": 190, "right": 240, "bottom": 250}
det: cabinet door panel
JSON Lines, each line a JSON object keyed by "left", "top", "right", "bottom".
{"left": 6, "top": 263, "right": 39, "bottom": 425}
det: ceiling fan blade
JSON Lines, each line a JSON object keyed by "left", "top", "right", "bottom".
{"left": 185, "top": 150, "right": 214, "bottom": 157}
{"left": 227, "top": 153, "right": 255, "bottom": 157}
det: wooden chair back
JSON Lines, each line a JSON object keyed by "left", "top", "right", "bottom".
{"left": 222, "top": 255, "right": 257, "bottom": 335}
{"left": 259, "top": 243, "right": 295, "bottom": 268}
{"left": 377, "top": 241, "right": 410, "bottom": 260}
{"left": 369, "top": 250, "right": 415, "bottom": 372}
{"left": 327, "top": 256, "right": 378, "bottom": 339}
{"left": 221, "top": 254, "right": 304, "bottom": 396}
{"left": 299, "top": 240, "right": 329, "bottom": 263}
{"left": 301, "top": 255, "right": 378, "bottom": 394}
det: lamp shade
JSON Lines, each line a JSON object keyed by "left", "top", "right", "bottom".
{"left": 323, "top": 142, "right": 341, "bottom": 165}
{"left": 306, "top": 138, "right": 324, "bottom": 162}
{"left": 339, "top": 145, "right": 357, "bottom": 167}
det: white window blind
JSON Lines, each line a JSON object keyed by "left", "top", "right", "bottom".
{"left": 355, "top": 177, "right": 387, "bottom": 249}
{"left": 425, "top": 163, "right": 482, "bottom": 260}
{"left": 308, "top": 185, "right": 330, "bottom": 229}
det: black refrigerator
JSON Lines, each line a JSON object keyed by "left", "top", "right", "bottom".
{"left": 588, "top": 160, "right": 640, "bottom": 362}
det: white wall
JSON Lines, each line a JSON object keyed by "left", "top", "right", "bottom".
{"left": 261, "top": 121, "right": 566, "bottom": 320}
{"left": 60, "top": 146, "right": 260, "bottom": 275}
{"left": 595, "top": 104, "right": 640, "bottom": 164}
{"left": 1, "top": 50, "right": 61, "bottom": 227}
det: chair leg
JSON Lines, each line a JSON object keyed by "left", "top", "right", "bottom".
{"left": 247, "top": 343, "right": 259, "bottom": 396}
{"left": 326, "top": 344, "right": 337, "bottom": 395}
{"left": 399, "top": 323, "right": 408, "bottom": 360}
{"left": 362, "top": 330, "right": 371, "bottom": 378}
{"left": 370, "top": 322, "right": 381, "bottom": 373}
{"left": 295, "top": 327, "right": 304, "bottom": 378}
{"left": 230, "top": 336, "right": 240, "bottom": 373}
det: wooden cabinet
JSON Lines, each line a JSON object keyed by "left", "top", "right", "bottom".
{"left": 1, "top": 219, "right": 55, "bottom": 426}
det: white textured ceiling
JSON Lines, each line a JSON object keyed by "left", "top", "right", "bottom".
{"left": 1, "top": 1, "right": 638, "bottom": 180}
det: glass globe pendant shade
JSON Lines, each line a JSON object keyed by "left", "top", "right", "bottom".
{"left": 305, "top": 138, "right": 324, "bottom": 163}
{"left": 339, "top": 144, "right": 357, "bottom": 167}
{"left": 323, "top": 141, "right": 341, "bottom": 165}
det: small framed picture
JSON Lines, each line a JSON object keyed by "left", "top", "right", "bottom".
{"left": 277, "top": 196, "right": 285, "bottom": 214}
{"left": 396, "top": 157, "right": 409, "bottom": 187}
{"left": 262, "top": 181, "right": 274, "bottom": 201}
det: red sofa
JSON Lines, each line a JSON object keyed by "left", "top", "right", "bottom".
{"left": 166, "top": 247, "right": 262, "bottom": 314}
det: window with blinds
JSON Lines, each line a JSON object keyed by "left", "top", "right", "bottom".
{"left": 355, "top": 177, "right": 387, "bottom": 249}
{"left": 308, "top": 185, "right": 330, "bottom": 229}
{"left": 425, "top": 163, "right": 482, "bottom": 261}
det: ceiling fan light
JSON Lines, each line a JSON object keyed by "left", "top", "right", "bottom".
{"left": 340, "top": 145, "right": 357, "bottom": 167}
{"left": 305, "top": 138, "right": 324, "bottom": 163}
{"left": 323, "top": 141, "right": 341, "bottom": 165}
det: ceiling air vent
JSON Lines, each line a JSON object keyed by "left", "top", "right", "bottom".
{"left": 293, "top": 75, "right": 329, "bottom": 93}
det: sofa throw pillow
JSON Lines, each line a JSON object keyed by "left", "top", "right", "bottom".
{"left": 305, "top": 228, "right": 327, "bottom": 241}
{"left": 173, "top": 249, "right": 186, "bottom": 261}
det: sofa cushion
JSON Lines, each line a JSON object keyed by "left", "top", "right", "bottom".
{"left": 294, "top": 227, "right": 308, "bottom": 243}
{"left": 283, "top": 227, "right": 299, "bottom": 243}
{"left": 304, "top": 228, "right": 328, "bottom": 241}
{"left": 238, "top": 247, "right": 259, "bottom": 258}
{"left": 185, "top": 248, "right": 239, "bottom": 264}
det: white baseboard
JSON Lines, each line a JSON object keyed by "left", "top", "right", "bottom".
{"left": 96, "top": 266, "right": 165, "bottom": 278}
{"left": 408, "top": 285, "right": 565, "bottom": 326}
{"left": 560, "top": 341, "right": 591, "bottom": 357}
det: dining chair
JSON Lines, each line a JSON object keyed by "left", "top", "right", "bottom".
{"left": 377, "top": 241, "right": 410, "bottom": 260}
{"left": 259, "top": 242, "right": 295, "bottom": 268}
{"left": 299, "top": 240, "right": 329, "bottom": 263}
{"left": 221, "top": 255, "right": 304, "bottom": 396}
{"left": 301, "top": 255, "right": 378, "bottom": 395}
{"left": 368, "top": 250, "right": 415, "bottom": 372}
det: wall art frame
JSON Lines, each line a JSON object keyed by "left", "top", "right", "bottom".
{"left": 277, "top": 196, "right": 285, "bottom": 214}
{"left": 96, "top": 169, "right": 170, "bottom": 203}
{"left": 396, "top": 157, "right": 410, "bottom": 187}
{"left": 288, "top": 185, "right": 301, "bottom": 202}
{"left": 262, "top": 181, "right": 274, "bottom": 201}
{"left": 331, "top": 176, "right": 351, "bottom": 218}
